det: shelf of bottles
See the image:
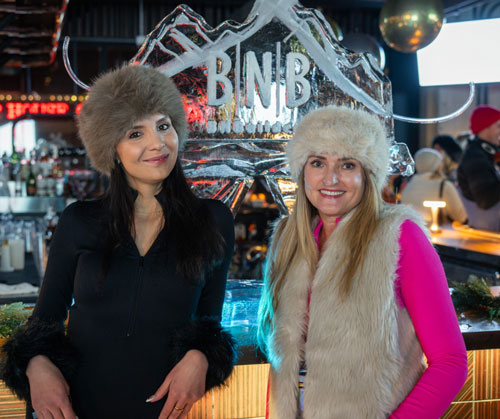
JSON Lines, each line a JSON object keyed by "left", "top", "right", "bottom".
{"left": 0, "top": 142, "right": 101, "bottom": 284}
{"left": 0, "top": 145, "right": 99, "bottom": 201}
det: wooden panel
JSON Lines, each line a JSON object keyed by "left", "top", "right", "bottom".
{"left": 441, "top": 402, "right": 473, "bottom": 419}
{"left": 453, "top": 351, "right": 474, "bottom": 402}
{"left": 187, "top": 390, "right": 213, "bottom": 419}
{"left": 474, "top": 401, "right": 500, "bottom": 418}
{"left": 474, "top": 349, "right": 500, "bottom": 400}
{"left": 7, "top": 349, "right": 500, "bottom": 419}
{"left": 0, "top": 380, "right": 25, "bottom": 418}
{"left": 213, "top": 364, "right": 269, "bottom": 419}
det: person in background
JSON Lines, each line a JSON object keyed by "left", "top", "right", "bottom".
{"left": 1, "top": 65, "right": 236, "bottom": 419}
{"left": 401, "top": 148, "right": 467, "bottom": 224}
{"left": 383, "top": 174, "right": 409, "bottom": 204}
{"left": 258, "top": 105, "right": 467, "bottom": 419}
{"left": 432, "top": 134, "right": 463, "bottom": 183}
{"left": 457, "top": 105, "right": 500, "bottom": 231}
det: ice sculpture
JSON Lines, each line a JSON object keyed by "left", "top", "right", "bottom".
{"left": 128, "top": 0, "right": 413, "bottom": 213}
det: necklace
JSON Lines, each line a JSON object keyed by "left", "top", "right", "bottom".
{"left": 134, "top": 209, "right": 164, "bottom": 215}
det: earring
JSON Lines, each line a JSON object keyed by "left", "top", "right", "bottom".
{"left": 115, "top": 156, "right": 121, "bottom": 165}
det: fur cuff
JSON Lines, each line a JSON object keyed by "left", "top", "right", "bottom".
{"left": 0, "top": 318, "right": 78, "bottom": 401}
{"left": 172, "top": 319, "right": 237, "bottom": 391}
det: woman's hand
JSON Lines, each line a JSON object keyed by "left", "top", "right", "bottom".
{"left": 26, "top": 355, "right": 76, "bottom": 419}
{"left": 147, "top": 349, "right": 208, "bottom": 419}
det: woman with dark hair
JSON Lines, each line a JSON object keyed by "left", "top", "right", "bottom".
{"left": 1, "top": 65, "right": 236, "bottom": 419}
{"left": 258, "top": 106, "right": 467, "bottom": 419}
{"left": 432, "top": 134, "right": 463, "bottom": 182}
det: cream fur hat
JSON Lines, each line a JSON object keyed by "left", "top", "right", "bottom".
{"left": 414, "top": 148, "right": 442, "bottom": 174}
{"left": 77, "top": 65, "right": 187, "bottom": 175}
{"left": 287, "top": 105, "right": 390, "bottom": 191}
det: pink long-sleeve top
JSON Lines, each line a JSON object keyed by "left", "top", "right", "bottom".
{"left": 313, "top": 219, "right": 468, "bottom": 419}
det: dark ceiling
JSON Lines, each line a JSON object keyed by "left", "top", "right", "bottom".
{"left": 0, "top": 0, "right": 496, "bottom": 69}
{"left": 0, "top": 0, "right": 68, "bottom": 68}
{"left": 0, "top": 0, "right": 496, "bottom": 152}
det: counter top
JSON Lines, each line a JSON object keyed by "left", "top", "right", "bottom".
{"left": 0, "top": 253, "right": 39, "bottom": 305}
{"left": 0, "top": 196, "right": 66, "bottom": 215}
{"left": 430, "top": 224, "right": 500, "bottom": 284}
{"left": 458, "top": 313, "right": 500, "bottom": 350}
{"left": 4, "top": 274, "right": 500, "bottom": 359}
{"left": 430, "top": 224, "right": 500, "bottom": 258}
{"left": 232, "top": 313, "right": 500, "bottom": 364}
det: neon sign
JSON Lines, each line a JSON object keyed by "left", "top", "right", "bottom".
{"left": 4, "top": 102, "right": 71, "bottom": 120}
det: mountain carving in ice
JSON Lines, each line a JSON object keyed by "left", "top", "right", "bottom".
{"left": 131, "top": 0, "right": 413, "bottom": 213}
{"left": 132, "top": 0, "right": 396, "bottom": 138}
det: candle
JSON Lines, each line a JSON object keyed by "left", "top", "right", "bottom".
{"left": 0, "top": 240, "right": 14, "bottom": 272}
{"left": 9, "top": 237, "right": 25, "bottom": 270}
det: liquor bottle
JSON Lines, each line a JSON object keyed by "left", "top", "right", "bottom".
{"left": 0, "top": 159, "right": 10, "bottom": 197}
{"left": 26, "top": 165, "right": 37, "bottom": 196}
{"left": 14, "top": 171, "right": 22, "bottom": 196}
{"left": 44, "top": 205, "right": 59, "bottom": 246}
{"left": 51, "top": 148, "right": 63, "bottom": 179}
{"left": 10, "top": 150, "right": 20, "bottom": 166}
{"left": 1, "top": 152, "right": 10, "bottom": 181}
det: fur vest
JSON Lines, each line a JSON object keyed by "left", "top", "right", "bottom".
{"left": 266, "top": 204, "right": 427, "bottom": 419}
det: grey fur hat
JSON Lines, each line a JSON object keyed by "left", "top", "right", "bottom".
{"left": 287, "top": 105, "right": 390, "bottom": 191}
{"left": 77, "top": 65, "right": 187, "bottom": 175}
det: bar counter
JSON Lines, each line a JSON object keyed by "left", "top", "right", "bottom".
{"left": 1, "top": 279, "right": 500, "bottom": 418}
{"left": 1, "top": 221, "right": 500, "bottom": 418}
{"left": 431, "top": 223, "right": 500, "bottom": 284}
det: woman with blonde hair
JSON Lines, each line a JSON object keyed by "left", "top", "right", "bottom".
{"left": 258, "top": 105, "right": 467, "bottom": 419}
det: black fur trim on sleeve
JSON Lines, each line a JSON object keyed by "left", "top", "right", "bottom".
{"left": 171, "top": 318, "right": 237, "bottom": 391}
{"left": 0, "top": 318, "right": 79, "bottom": 401}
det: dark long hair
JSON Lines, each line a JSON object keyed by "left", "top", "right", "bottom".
{"left": 99, "top": 159, "right": 225, "bottom": 284}
{"left": 432, "top": 135, "right": 463, "bottom": 162}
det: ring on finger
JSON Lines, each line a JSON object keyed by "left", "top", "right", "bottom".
{"left": 174, "top": 406, "right": 184, "bottom": 412}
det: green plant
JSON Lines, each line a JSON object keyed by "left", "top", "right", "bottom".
{"left": 0, "top": 302, "right": 32, "bottom": 338}
{"left": 451, "top": 276, "right": 500, "bottom": 320}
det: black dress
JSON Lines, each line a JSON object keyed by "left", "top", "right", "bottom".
{"left": 1, "top": 197, "right": 236, "bottom": 419}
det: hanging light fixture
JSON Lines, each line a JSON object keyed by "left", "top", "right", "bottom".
{"left": 379, "top": 0, "right": 444, "bottom": 53}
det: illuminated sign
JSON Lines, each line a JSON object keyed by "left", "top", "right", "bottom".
{"left": 5, "top": 102, "right": 70, "bottom": 119}
{"left": 0, "top": 100, "right": 162, "bottom": 120}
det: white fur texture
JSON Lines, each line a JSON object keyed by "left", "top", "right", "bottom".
{"left": 287, "top": 105, "right": 390, "bottom": 191}
{"left": 267, "top": 204, "right": 427, "bottom": 419}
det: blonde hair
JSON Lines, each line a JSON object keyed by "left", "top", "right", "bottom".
{"left": 257, "top": 167, "right": 382, "bottom": 348}
{"left": 430, "top": 168, "right": 444, "bottom": 180}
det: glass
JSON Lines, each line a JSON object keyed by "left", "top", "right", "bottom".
{"left": 7, "top": 232, "right": 25, "bottom": 271}
{"left": 24, "top": 220, "right": 35, "bottom": 253}
{"left": 31, "top": 222, "right": 47, "bottom": 282}
{"left": 0, "top": 161, "right": 10, "bottom": 197}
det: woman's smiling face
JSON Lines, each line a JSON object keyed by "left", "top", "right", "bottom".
{"left": 303, "top": 152, "right": 365, "bottom": 221}
{"left": 115, "top": 113, "right": 178, "bottom": 190}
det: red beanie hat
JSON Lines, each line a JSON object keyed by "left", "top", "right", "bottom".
{"left": 470, "top": 105, "right": 500, "bottom": 134}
